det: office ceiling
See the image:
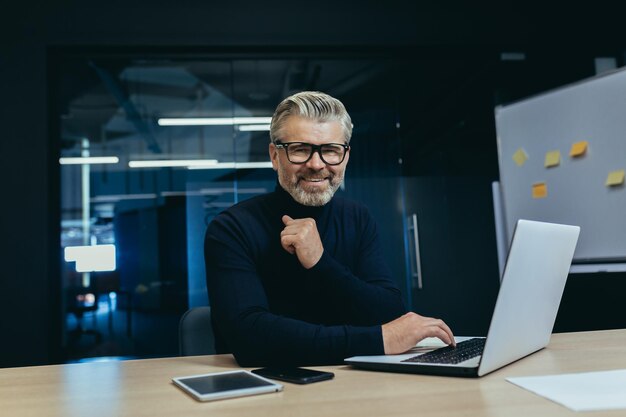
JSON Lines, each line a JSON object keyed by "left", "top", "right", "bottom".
{"left": 59, "top": 58, "right": 387, "bottom": 169}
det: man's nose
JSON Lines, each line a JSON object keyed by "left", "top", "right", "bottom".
{"left": 306, "top": 149, "right": 326, "bottom": 170}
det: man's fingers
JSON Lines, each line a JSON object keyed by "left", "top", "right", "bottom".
{"left": 425, "top": 318, "right": 455, "bottom": 346}
{"left": 430, "top": 327, "right": 454, "bottom": 346}
{"left": 281, "top": 218, "right": 315, "bottom": 238}
{"left": 439, "top": 321, "right": 456, "bottom": 347}
{"left": 280, "top": 235, "right": 296, "bottom": 254}
{"left": 426, "top": 318, "right": 455, "bottom": 347}
{"left": 279, "top": 216, "right": 323, "bottom": 269}
{"left": 280, "top": 225, "right": 301, "bottom": 236}
{"left": 383, "top": 313, "right": 456, "bottom": 354}
{"left": 412, "top": 315, "right": 455, "bottom": 347}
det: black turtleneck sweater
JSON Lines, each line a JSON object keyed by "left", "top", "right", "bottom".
{"left": 204, "top": 184, "right": 406, "bottom": 366}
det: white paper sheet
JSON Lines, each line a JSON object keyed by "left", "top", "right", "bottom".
{"left": 507, "top": 369, "right": 626, "bottom": 412}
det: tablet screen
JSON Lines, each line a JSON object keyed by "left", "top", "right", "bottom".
{"left": 173, "top": 370, "right": 283, "bottom": 401}
{"left": 179, "top": 372, "right": 276, "bottom": 395}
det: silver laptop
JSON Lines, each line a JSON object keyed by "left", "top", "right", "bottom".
{"left": 345, "top": 219, "right": 580, "bottom": 377}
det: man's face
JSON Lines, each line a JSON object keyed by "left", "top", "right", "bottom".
{"left": 269, "top": 116, "right": 349, "bottom": 206}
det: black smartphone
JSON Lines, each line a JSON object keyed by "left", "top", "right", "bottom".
{"left": 251, "top": 367, "right": 334, "bottom": 384}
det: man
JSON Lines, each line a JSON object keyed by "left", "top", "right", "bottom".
{"left": 204, "top": 91, "right": 455, "bottom": 366}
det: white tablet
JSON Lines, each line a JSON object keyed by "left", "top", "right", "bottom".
{"left": 172, "top": 370, "right": 283, "bottom": 402}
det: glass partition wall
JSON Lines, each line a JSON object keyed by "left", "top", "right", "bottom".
{"left": 55, "top": 52, "right": 403, "bottom": 361}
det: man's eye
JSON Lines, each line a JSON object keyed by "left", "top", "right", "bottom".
{"left": 291, "top": 145, "right": 310, "bottom": 154}
{"left": 322, "top": 146, "right": 342, "bottom": 155}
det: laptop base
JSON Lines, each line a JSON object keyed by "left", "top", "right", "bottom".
{"left": 347, "top": 361, "right": 479, "bottom": 378}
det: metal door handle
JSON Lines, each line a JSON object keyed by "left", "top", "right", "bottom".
{"left": 407, "top": 213, "right": 423, "bottom": 290}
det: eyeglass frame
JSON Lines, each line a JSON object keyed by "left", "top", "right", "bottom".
{"left": 273, "top": 141, "right": 350, "bottom": 166}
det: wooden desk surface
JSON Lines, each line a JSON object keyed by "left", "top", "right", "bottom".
{"left": 1, "top": 329, "right": 626, "bottom": 417}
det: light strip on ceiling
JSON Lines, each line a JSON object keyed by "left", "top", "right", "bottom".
{"left": 237, "top": 124, "right": 271, "bottom": 132}
{"left": 157, "top": 117, "right": 272, "bottom": 126}
{"left": 90, "top": 193, "right": 158, "bottom": 203}
{"left": 59, "top": 156, "right": 119, "bottom": 165}
{"left": 188, "top": 161, "right": 273, "bottom": 170}
{"left": 128, "top": 159, "right": 219, "bottom": 168}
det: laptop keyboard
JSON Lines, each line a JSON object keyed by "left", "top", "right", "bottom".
{"left": 401, "top": 338, "right": 486, "bottom": 365}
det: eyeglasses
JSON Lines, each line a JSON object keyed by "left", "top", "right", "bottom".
{"left": 274, "top": 141, "right": 350, "bottom": 165}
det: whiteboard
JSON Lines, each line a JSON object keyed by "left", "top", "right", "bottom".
{"left": 495, "top": 68, "right": 626, "bottom": 262}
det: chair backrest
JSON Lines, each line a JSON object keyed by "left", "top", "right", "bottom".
{"left": 179, "top": 306, "right": 216, "bottom": 356}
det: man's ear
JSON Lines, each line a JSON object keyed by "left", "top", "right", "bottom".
{"left": 269, "top": 142, "right": 279, "bottom": 171}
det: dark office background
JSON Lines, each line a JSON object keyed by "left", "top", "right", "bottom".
{"left": 2, "top": 2, "right": 626, "bottom": 368}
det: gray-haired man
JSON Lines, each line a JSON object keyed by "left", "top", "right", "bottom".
{"left": 205, "top": 91, "right": 454, "bottom": 366}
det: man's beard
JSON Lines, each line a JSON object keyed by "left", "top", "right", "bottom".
{"left": 278, "top": 167, "right": 343, "bottom": 207}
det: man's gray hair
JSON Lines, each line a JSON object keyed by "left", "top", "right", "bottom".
{"left": 269, "top": 91, "right": 353, "bottom": 144}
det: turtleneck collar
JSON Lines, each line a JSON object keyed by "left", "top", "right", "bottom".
{"left": 273, "top": 182, "right": 330, "bottom": 220}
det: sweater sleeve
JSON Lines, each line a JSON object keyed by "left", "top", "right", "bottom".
{"left": 204, "top": 214, "right": 386, "bottom": 367}
{"left": 306, "top": 206, "right": 407, "bottom": 325}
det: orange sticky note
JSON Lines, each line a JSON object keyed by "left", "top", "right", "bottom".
{"left": 569, "top": 141, "right": 588, "bottom": 157}
{"left": 606, "top": 170, "right": 625, "bottom": 187}
{"left": 532, "top": 182, "right": 548, "bottom": 199}
{"left": 544, "top": 150, "right": 560, "bottom": 168}
{"left": 512, "top": 148, "right": 528, "bottom": 167}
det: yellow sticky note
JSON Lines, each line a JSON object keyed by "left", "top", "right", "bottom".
{"left": 532, "top": 182, "right": 548, "bottom": 199}
{"left": 512, "top": 148, "right": 528, "bottom": 167}
{"left": 569, "top": 141, "right": 588, "bottom": 157}
{"left": 606, "top": 170, "right": 625, "bottom": 187}
{"left": 544, "top": 150, "right": 561, "bottom": 168}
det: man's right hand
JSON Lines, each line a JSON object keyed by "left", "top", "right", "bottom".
{"left": 381, "top": 312, "right": 456, "bottom": 355}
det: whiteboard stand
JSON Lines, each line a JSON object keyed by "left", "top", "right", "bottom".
{"left": 491, "top": 181, "right": 508, "bottom": 281}
{"left": 569, "top": 263, "right": 626, "bottom": 273}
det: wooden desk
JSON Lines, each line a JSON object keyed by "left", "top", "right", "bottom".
{"left": 1, "top": 329, "right": 625, "bottom": 417}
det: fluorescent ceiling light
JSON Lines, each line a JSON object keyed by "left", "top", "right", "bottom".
{"left": 237, "top": 124, "right": 271, "bottom": 132}
{"left": 128, "top": 159, "right": 219, "bottom": 168}
{"left": 64, "top": 244, "right": 116, "bottom": 272}
{"left": 157, "top": 117, "right": 272, "bottom": 126}
{"left": 90, "top": 193, "right": 158, "bottom": 203}
{"left": 188, "top": 161, "right": 273, "bottom": 170}
{"left": 59, "top": 156, "right": 119, "bottom": 165}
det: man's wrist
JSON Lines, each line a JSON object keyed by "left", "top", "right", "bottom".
{"left": 305, "top": 249, "right": 331, "bottom": 272}
{"left": 303, "top": 249, "right": 324, "bottom": 269}
{"left": 381, "top": 323, "right": 390, "bottom": 354}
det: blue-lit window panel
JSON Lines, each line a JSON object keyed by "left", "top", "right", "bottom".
{"left": 64, "top": 244, "right": 117, "bottom": 272}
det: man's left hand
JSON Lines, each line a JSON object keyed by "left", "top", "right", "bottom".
{"left": 280, "top": 215, "right": 324, "bottom": 269}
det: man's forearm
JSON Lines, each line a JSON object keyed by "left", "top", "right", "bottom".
{"left": 214, "top": 307, "right": 385, "bottom": 366}
{"left": 306, "top": 251, "right": 406, "bottom": 325}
